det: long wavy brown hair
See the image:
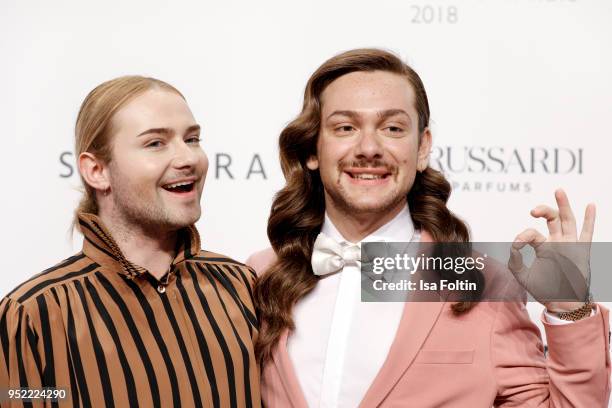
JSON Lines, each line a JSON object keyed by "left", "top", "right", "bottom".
{"left": 254, "top": 48, "right": 476, "bottom": 366}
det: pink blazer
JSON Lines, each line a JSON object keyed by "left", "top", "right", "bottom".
{"left": 247, "top": 232, "right": 611, "bottom": 407}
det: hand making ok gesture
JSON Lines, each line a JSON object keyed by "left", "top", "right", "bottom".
{"left": 508, "top": 189, "right": 596, "bottom": 313}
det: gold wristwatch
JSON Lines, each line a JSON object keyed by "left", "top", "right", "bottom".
{"left": 556, "top": 295, "right": 594, "bottom": 321}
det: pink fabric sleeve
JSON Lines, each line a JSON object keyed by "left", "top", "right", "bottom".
{"left": 492, "top": 302, "right": 610, "bottom": 407}
{"left": 245, "top": 248, "right": 277, "bottom": 276}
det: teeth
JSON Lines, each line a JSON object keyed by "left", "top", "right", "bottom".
{"left": 165, "top": 181, "right": 193, "bottom": 188}
{"left": 354, "top": 174, "right": 383, "bottom": 180}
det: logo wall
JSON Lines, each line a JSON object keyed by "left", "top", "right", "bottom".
{"left": 430, "top": 146, "right": 583, "bottom": 193}
{"left": 59, "top": 146, "right": 584, "bottom": 193}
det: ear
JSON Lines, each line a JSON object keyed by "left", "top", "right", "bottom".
{"left": 306, "top": 155, "right": 319, "bottom": 170}
{"left": 416, "top": 128, "right": 432, "bottom": 172}
{"left": 78, "top": 152, "right": 110, "bottom": 192}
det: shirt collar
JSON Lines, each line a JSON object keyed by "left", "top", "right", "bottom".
{"left": 320, "top": 204, "right": 416, "bottom": 245}
{"left": 78, "top": 212, "right": 201, "bottom": 279}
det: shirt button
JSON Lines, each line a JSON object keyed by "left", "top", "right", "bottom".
{"left": 157, "top": 285, "right": 166, "bottom": 294}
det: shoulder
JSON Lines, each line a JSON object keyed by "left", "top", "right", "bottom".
{"left": 190, "top": 249, "right": 258, "bottom": 286}
{"left": 191, "top": 249, "right": 249, "bottom": 267}
{"left": 245, "top": 247, "right": 277, "bottom": 276}
{"left": 3, "top": 252, "right": 95, "bottom": 308}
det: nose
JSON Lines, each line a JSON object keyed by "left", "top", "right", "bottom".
{"left": 172, "top": 139, "right": 200, "bottom": 170}
{"left": 354, "top": 127, "right": 383, "bottom": 160}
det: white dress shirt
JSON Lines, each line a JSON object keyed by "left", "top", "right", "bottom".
{"left": 287, "top": 205, "right": 585, "bottom": 407}
{"left": 287, "top": 205, "right": 417, "bottom": 408}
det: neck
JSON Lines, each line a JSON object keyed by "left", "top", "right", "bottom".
{"left": 98, "top": 209, "right": 178, "bottom": 280}
{"left": 325, "top": 200, "right": 407, "bottom": 243}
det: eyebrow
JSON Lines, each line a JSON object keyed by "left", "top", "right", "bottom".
{"left": 185, "top": 124, "right": 201, "bottom": 134}
{"left": 326, "top": 110, "right": 359, "bottom": 121}
{"left": 137, "top": 124, "right": 201, "bottom": 137}
{"left": 377, "top": 109, "right": 411, "bottom": 121}
{"left": 325, "top": 109, "right": 411, "bottom": 121}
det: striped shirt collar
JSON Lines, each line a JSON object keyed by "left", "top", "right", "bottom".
{"left": 78, "top": 212, "right": 201, "bottom": 279}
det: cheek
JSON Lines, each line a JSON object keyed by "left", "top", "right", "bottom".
{"left": 387, "top": 140, "right": 419, "bottom": 168}
{"left": 113, "top": 156, "right": 162, "bottom": 190}
{"left": 318, "top": 137, "right": 352, "bottom": 167}
{"left": 199, "top": 151, "right": 209, "bottom": 175}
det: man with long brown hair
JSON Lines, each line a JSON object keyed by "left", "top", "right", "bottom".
{"left": 0, "top": 76, "right": 260, "bottom": 407}
{"left": 249, "top": 49, "right": 610, "bottom": 407}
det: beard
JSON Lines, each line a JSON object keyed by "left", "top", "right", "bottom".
{"left": 324, "top": 158, "right": 412, "bottom": 216}
{"left": 325, "top": 180, "right": 409, "bottom": 216}
{"left": 108, "top": 170, "right": 201, "bottom": 235}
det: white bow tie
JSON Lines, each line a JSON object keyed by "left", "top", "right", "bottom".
{"left": 311, "top": 233, "right": 362, "bottom": 277}
{"left": 311, "top": 230, "right": 421, "bottom": 277}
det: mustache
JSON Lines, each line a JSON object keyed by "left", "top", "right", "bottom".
{"left": 338, "top": 159, "right": 397, "bottom": 172}
{"left": 161, "top": 172, "right": 198, "bottom": 183}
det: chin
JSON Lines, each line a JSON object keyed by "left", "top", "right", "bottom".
{"left": 345, "top": 194, "right": 406, "bottom": 215}
{"left": 164, "top": 208, "right": 201, "bottom": 228}
{"left": 178, "top": 212, "right": 201, "bottom": 227}
{"left": 350, "top": 204, "right": 393, "bottom": 214}
{"left": 327, "top": 186, "right": 407, "bottom": 215}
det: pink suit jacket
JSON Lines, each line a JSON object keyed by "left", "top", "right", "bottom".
{"left": 247, "top": 231, "right": 611, "bottom": 408}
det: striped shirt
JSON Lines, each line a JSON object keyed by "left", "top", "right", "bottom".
{"left": 0, "top": 213, "right": 260, "bottom": 408}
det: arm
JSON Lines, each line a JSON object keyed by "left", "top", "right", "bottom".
{"left": 492, "top": 301, "right": 610, "bottom": 407}
{"left": 0, "top": 297, "right": 45, "bottom": 408}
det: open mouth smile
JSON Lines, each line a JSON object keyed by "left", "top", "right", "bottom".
{"left": 162, "top": 179, "right": 196, "bottom": 194}
{"left": 343, "top": 168, "right": 392, "bottom": 183}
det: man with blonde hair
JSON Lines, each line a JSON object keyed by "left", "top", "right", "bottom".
{"left": 0, "top": 76, "right": 260, "bottom": 407}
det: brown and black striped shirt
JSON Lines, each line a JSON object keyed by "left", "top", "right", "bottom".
{"left": 0, "top": 213, "right": 260, "bottom": 408}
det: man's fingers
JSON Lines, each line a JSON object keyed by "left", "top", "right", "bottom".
{"left": 579, "top": 203, "right": 596, "bottom": 243}
{"left": 512, "top": 228, "right": 547, "bottom": 250}
{"left": 509, "top": 229, "right": 547, "bottom": 283}
{"left": 508, "top": 246, "right": 525, "bottom": 274}
{"left": 555, "top": 188, "right": 577, "bottom": 239}
{"left": 530, "top": 205, "right": 562, "bottom": 238}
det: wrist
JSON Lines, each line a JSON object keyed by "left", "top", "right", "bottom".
{"left": 546, "top": 301, "right": 587, "bottom": 313}
{"left": 546, "top": 298, "right": 594, "bottom": 321}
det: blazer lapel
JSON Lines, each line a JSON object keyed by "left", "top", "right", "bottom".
{"left": 272, "top": 308, "right": 445, "bottom": 408}
{"left": 360, "top": 230, "right": 446, "bottom": 407}
{"left": 272, "top": 330, "right": 309, "bottom": 408}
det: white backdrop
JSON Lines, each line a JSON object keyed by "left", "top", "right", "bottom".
{"left": 1, "top": 0, "right": 611, "bottom": 396}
